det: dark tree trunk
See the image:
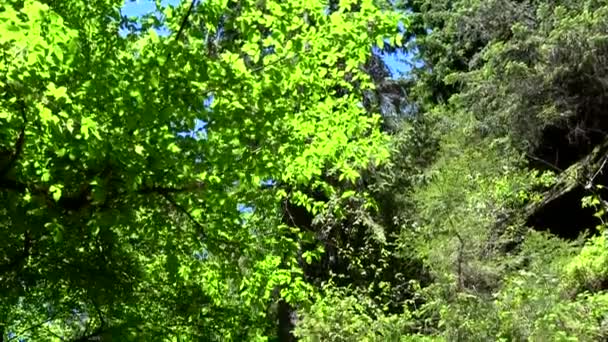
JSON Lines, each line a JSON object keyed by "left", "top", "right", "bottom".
{"left": 277, "top": 298, "right": 296, "bottom": 342}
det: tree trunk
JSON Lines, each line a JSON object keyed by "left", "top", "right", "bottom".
{"left": 277, "top": 298, "right": 296, "bottom": 342}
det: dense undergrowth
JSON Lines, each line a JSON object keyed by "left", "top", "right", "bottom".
{"left": 295, "top": 0, "right": 608, "bottom": 340}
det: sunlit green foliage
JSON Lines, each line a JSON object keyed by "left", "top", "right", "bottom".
{"left": 294, "top": 285, "right": 417, "bottom": 342}
{"left": 3, "top": 0, "right": 608, "bottom": 340}
{"left": 0, "top": 0, "right": 402, "bottom": 340}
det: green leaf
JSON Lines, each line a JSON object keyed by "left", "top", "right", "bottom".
{"left": 38, "top": 105, "right": 53, "bottom": 123}
{"left": 168, "top": 143, "right": 181, "bottom": 153}
{"left": 52, "top": 225, "right": 63, "bottom": 243}
{"left": 341, "top": 190, "right": 356, "bottom": 199}
{"left": 375, "top": 36, "right": 385, "bottom": 49}
{"left": 49, "top": 184, "right": 62, "bottom": 201}
{"left": 46, "top": 82, "right": 68, "bottom": 100}
{"left": 135, "top": 145, "right": 145, "bottom": 155}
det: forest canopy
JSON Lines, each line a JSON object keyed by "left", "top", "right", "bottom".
{"left": 2, "top": 0, "right": 608, "bottom": 341}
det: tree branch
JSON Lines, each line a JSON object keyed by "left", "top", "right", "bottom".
{"left": 0, "top": 230, "right": 31, "bottom": 275}
{"left": 7, "top": 309, "right": 60, "bottom": 341}
{"left": 69, "top": 300, "right": 107, "bottom": 342}
{"left": 251, "top": 54, "right": 293, "bottom": 73}
{"left": 158, "top": 190, "right": 207, "bottom": 239}
{"left": 174, "top": 0, "right": 198, "bottom": 42}
{"left": 0, "top": 178, "right": 28, "bottom": 192}
{"left": 0, "top": 102, "right": 27, "bottom": 177}
{"left": 0, "top": 176, "right": 206, "bottom": 210}
{"left": 526, "top": 152, "right": 564, "bottom": 173}
{"left": 137, "top": 182, "right": 204, "bottom": 195}
{"left": 70, "top": 326, "right": 105, "bottom": 342}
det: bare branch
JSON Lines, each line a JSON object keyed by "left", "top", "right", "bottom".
{"left": 526, "top": 152, "right": 564, "bottom": 173}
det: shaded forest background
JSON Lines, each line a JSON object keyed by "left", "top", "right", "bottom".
{"left": 2, "top": 0, "right": 608, "bottom": 340}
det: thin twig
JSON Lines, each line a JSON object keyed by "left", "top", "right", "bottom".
{"left": 587, "top": 153, "right": 608, "bottom": 189}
